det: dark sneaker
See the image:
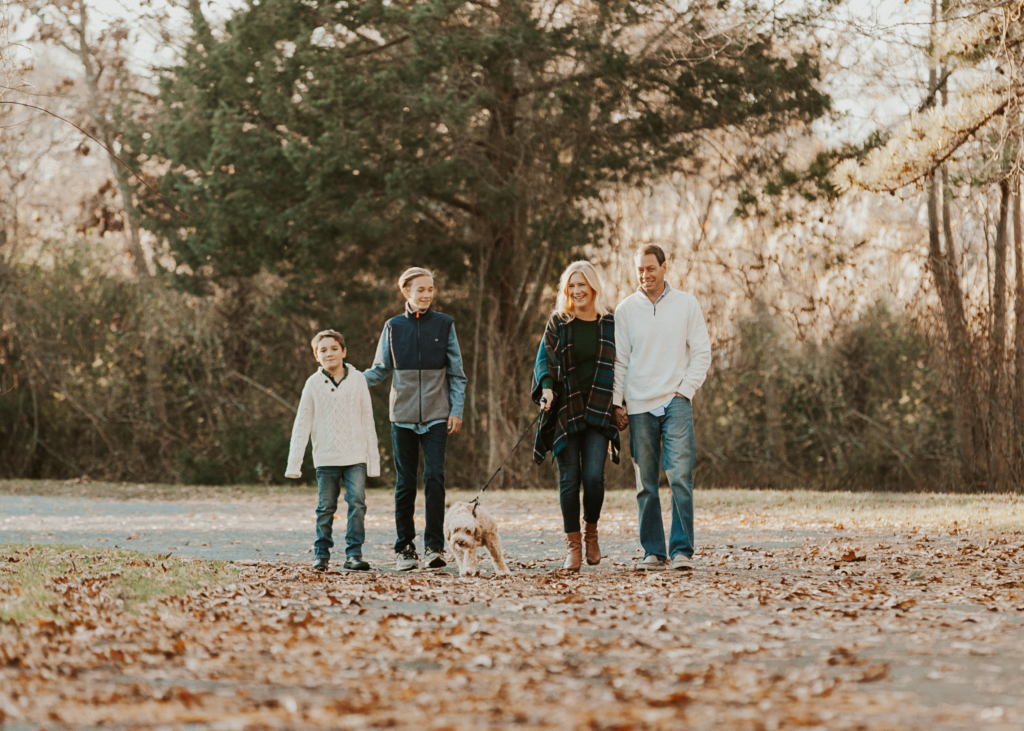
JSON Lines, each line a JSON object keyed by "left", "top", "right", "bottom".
{"left": 343, "top": 556, "right": 370, "bottom": 571}
{"left": 395, "top": 546, "right": 419, "bottom": 572}
{"left": 424, "top": 549, "right": 447, "bottom": 569}
{"left": 312, "top": 558, "right": 329, "bottom": 572}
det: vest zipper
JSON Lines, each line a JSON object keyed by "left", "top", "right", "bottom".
{"left": 416, "top": 311, "right": 423, "bottom": 422}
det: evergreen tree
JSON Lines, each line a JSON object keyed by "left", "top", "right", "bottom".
{"left": 138, "top": 0, "right": 830, "bottom": 470}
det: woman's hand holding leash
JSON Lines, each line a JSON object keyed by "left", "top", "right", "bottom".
{"left": 540, "top": 389, "right": 554, "bottom": 411}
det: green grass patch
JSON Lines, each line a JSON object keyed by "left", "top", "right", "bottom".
{"left": 0, "top": 544, "right": 237, "bottom": 623}
{"left": 0, "top": 479, "right": 313, "bottom": 501}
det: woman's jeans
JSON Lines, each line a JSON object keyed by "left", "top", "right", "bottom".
{"left": 314, "top": 464, "right": 367, "bottom": 560}
{"left": 555, "top": 425, "right": 609, "bottom": 533}
{"left": 392, "top": 423, "right": 448, "bottom": 554}
{"left": 627, "top": 396, "right": 696, "bottom": 560}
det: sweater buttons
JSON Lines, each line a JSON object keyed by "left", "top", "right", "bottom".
{"left": 331, "top": 388, "right": 335, "bottom": 392}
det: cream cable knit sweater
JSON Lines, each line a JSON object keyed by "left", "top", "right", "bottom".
{"left": 285, "top": 364, "right": 381, "bottom": 478}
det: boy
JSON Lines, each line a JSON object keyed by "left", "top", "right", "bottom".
{"left": 364, "top": 267, "right": 467, "bottom": 571}
{"left": 285, "top": 329, "right": 380, "bottom": 572}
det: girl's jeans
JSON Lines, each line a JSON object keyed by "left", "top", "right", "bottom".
{"left": 314, "top": 464, "right": 367, "bottom": 560}
{"left": 627, "top": 396, "right": 696, "bottom": 560}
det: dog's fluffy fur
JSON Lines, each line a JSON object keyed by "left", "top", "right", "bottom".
{"left": 443, "top": 501, "right": 510, "bottom": 577}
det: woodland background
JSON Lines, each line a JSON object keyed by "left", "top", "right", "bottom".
{"left": 0, "top": 0, "right": 1021, "bottom": 492}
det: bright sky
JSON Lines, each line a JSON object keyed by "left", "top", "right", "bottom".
{"left": 10, "top": 0, "right": 937, "bottom": 149}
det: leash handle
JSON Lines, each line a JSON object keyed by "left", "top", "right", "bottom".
{"left": 472, "top": 402, "right": 546, "bottom": 503}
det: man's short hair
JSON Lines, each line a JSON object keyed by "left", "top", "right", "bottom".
{"left": 634, "top": 244, "right": 666, "bottom": 266}
{"left": 311, "top": 329, "right": 345, "bottom": 356}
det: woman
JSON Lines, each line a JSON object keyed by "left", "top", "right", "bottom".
{"left": 364, "top": 267, "right": 468, "bottom": 572}
{"left": 532, "top": 261, "right": 620, "bottom": 571}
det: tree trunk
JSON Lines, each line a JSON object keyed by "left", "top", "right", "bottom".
{"left": 469, "top": 238, "right": 488, "bottom": 439}
{"left": 1014, "top": 179, "right": 1024, "bottom": 477}
{"left": 73, "top": 2, "right": 168, "bottom": 426}
{"left": 756, "top": 302, "right": 787, "bottom": 466}
{"left": 476, "top": 7, "right": 553, "bottom": 482}
{"left": 929, "top": 169, "right": 984, "bottom": 486}
{"left": 115, "top": 171, "right": 168, "bottom": 425}
{"left": 988, "top": 179, "right": 1011, "bottom": 490}
{"left": 921, "top": 11, "right": 984, "bottom": 486}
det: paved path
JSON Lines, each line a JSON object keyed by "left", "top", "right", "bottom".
{"left": 0, "top": 491, "right": 816, "bottom": 568}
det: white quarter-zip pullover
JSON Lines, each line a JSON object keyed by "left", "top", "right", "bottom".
{"left": 612, "top": 284, "right": 712, "bottom": 414}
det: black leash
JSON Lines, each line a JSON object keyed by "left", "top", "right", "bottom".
{"left": 470, "top": 399, "right": 547, "bottom": 506}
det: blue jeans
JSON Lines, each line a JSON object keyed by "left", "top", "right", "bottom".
{"left": 392, "top": 423, "right": 448, "bottom": 553}
{"left": 555, "top": 426, "right": 609, "bottom": 533}
{"left": 628, "top": 396, "right": 696, "bottom": 559}
{"left": 314, "top": 464, "right": 367, "bottom": 560}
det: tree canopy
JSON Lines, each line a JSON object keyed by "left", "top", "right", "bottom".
{"left": 137, "top": 0, "right": 831, "bottom": 466}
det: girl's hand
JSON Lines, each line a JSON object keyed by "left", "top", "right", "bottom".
{"left": 541, "top": 388, "right": 554, "bottom": 411}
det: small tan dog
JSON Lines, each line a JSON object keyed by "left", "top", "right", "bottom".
{"left": 443, "top": 501, "right": 510, "bottom": 577}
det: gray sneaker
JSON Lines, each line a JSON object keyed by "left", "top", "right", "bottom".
{"left": 669, "top": 554, "right": 694, "bottom": 571}
{"left": 396, "top": 546, "right": 419, "bottom": 571}
{"left": 424, "top": 549, "right": 447, "bottom": 569}
{"left": 637, "top": 554, "right": 667, "bottom": 571}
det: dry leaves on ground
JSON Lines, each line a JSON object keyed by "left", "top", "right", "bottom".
{"left": 3, "top": 525, "right": 1024, "bottom": 730}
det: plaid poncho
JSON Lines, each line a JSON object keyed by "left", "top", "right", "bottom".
{"left": 531, "top": 313, "right": 620, "bottom": 464}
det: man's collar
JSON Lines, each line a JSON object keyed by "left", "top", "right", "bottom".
{"left": 638, "top": 281, "right": 671, "bottom": 300}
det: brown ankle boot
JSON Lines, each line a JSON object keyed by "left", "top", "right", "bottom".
{"left": 564, "top": 532, "right": 582, "bottom": 572}
{"left": 583, "top": 522, "right": 601, "bottom": 565}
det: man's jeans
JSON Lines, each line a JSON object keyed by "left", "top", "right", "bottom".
{"left": 628, "top": 396, "right": 696, "bottom": 560}
{"left": 555, "top": 425, "right": 609, "bottom": 533}
{"left": 392, "top": 423, "right": 448, "bottom": 553}
{"left": 314, "top": 464, "right": 367, "bottom": 561}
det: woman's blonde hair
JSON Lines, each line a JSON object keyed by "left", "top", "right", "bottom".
{"left": 554, "top": 261, "right": 609, "bottom": 321}
{"left": 398, "top": 267, "right": 434, "bottom": 291}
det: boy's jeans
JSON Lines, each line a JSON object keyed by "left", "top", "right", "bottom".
{"left": 627, "top": 396, "right": 696, "bottom": 560}
{"left": 391, "top": 423, "right": 447, "bottom": 554}
{"left": 314, "top": 464, "right": 367, "bottom": 561}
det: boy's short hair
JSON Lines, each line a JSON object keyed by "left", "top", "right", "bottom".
{"left": 634, "top": 243, "right": 667, "bottom": 266}
{"left": 311, "top": 329, "right": 345, "bottom": 356}
{"left": 398, "top": 267, "right": 433, "bottom": 291}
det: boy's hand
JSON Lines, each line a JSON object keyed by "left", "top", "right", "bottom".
{"left": 448, "top": 416, "right": 463, "bottom": 435}
{"left": 285, "top": 473, "right": 301, "bottom": 479}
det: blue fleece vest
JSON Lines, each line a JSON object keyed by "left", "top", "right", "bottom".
{"left": 386, "top": 308, "right": 454, "bottom": 423}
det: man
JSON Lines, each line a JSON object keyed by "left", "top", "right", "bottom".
{"left": 612, "top": 244, "right": 711, "bottom": 571}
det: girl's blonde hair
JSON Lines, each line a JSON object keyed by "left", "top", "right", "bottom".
{"left": 398, "top": 267, "right": 434, "bottom": 291}
{"left": 554, "top": 261, "right": 609, "bottom": 321}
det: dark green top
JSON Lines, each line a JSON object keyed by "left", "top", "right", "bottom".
{"left": 322, "top": 365, "right": 348, "bottom": 388}
{"left": 541, "top": 317, "right": 600, "bottom": 398}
